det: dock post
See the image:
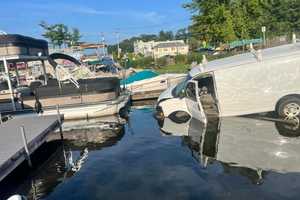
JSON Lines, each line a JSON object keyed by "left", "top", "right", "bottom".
{"left": 20, "top": 126, "right": 33, "bottom": 168}
{"left": 56, "top": 105, "right": 63, "bottom": 140}
{"left": 166, "top": 78, "right": 171, "bottom": 88}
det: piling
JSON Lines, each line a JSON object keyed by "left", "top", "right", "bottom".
{"left": 56, "top": 105, "right": 63, "bottom": 140}
{"left": 166, "top": 78, "right": 171, "bottom": 88}
{"left": 20, "top": 126, "right": 33, "bottom": 168}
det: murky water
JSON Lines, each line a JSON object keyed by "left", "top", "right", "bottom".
{"left": 2, "top": 108, "right": 300, "bottom": 200}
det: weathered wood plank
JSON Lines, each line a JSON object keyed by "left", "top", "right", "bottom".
{"left": 0, "top": 115, "right": 60, "bottom": 181}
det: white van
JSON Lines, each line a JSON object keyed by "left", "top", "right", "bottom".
{"left": 156, "top": 42, "right": 300, "bottom": 123}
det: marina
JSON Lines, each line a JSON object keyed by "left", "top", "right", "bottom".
{"left": 2, "top": 0, "right": 300, "bottom": 199}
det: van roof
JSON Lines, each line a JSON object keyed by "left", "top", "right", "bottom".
{"left": 189, "top": 43, "right": 300, "bottom": 77}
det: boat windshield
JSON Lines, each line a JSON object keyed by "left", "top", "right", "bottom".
{"left": 172, "top": 75, "right": 192, "bottom": 97}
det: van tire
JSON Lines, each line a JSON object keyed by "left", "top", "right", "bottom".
{"left": 277, "top": 96, "right": 300, "bottom": 118}
{"left": 275, "top": 118, "right": 300, "bottom": 137}
{"left": 169, "top": 111, "right": 191, "bottom": 124}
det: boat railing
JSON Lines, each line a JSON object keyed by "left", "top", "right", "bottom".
{"left": 55, "top": 65, "right": 80, "bottom": 88}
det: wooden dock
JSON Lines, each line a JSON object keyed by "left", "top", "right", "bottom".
{"left": 0, "top": 115, "right": 61, "bottom": 181}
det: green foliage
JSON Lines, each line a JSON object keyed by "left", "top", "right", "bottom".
{"left": 131, "top": 56, "right": 154, "bottom": 69}
{"left": 175, "top": 28, "right": 188, "bottom": 40}
{"left": 184, "top": 0, "right": 300, "bottom": 46}
{"left": 156, "top": 57, "right": 168, "bottom": 67}
{"left": 69, "top": 28, "right": 81, "bottom": 46}
{"left": 39, "top": 21, "right": 81, "bottom": 48}
{"left": 175, "top": 54, "right": 187, "bottom": 64}
{"left": 156, "top": 64, "right": 191, "bottom": 74}
{"left": 187, "top": 52, "right": 203, "bottom": 64}
{"left": 158, "top": 31, "right": 174, "bottom": 41}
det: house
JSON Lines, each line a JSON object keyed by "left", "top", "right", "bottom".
{"left": 153, "top": 41, "right": 189, "bottom": 59}
{"left": 134, "top": 40, "right": 189, "bottom": 58}
{"left": 134, "top": 40, "right": 157, "bottom": 57}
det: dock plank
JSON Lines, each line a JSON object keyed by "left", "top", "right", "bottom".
{"left": 0, "top": 115, "right": 60, "bottom": 181}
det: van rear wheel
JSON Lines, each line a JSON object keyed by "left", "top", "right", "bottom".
{"left": 277, "top": 97, "right": 300, "bottom": 118}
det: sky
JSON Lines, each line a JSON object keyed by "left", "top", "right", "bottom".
{"left": 0, "top": 0, "right": 191, "bottom": 44}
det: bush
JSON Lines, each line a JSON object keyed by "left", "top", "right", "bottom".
{"left": 175, "top": 54, "right": 187, "bottom": 64}
{"left": 131, "top": 56, "right": 154, "bottom": 69}
{"left": 187, "top": 52, "right": 203, "bottom": 64}
{"left": 156, "top": 57, "right": 168, "bottom": 67}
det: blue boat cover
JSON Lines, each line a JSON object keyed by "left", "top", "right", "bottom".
{"left": 121, "top": 70, "right": 158, "bottom": 85}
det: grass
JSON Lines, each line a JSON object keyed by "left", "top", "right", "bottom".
{"left": 155, "top": 63, "right": 190, "bottom": 74}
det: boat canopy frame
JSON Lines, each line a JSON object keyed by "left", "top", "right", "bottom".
{"left": 0, "top": 55, "right": 48, "bottom": 111}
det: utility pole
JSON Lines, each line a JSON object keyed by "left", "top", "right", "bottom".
{"left": 262, "top": 26, "right": 266, "bottom": 48}
{"left": 101, "top": 32, "right": 106, "bottom": 57}
{"left": 115, "top": 31, "right": 120, "bottom": 59}
{"left": 186, "top": 29, "right": 189, "bottom": 45}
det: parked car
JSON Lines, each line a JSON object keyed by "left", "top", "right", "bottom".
{"left": 156, "top": 42, "right": 300, "bottom": 123}
{"left": 196, "top": 48, "right": 219, "bottom": 55}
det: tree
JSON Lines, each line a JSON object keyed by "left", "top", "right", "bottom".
{"left": 39, "top": 21, "right": 81, "bottom": 48}
{"left": 231, "top": 0, "right": 250, "bottom": 39}
{"left": 184, "top": 0, "right": 300, "bottom": 46}
{"left": 158, "top": 31, "right": 174, "bottom": 41}
{"left": 184, "top": 1, "right": 237, "bottom": 45}
{"left": 54, "top": 24, "right": 69, "bottom": 48}
{"left": 175, "top": 28, "right": 188, "bottom": 40}
{"left": 139, "top": 34, "right": 158, "bottom": 41}
{"left": 265, "top": 0, "right": 300, "bottom": 35}
{"left": 39, "top": 21, "right": 58, "bottom": 47}
{"left": 69, "top": 28, "right": 81, "bottom": 46}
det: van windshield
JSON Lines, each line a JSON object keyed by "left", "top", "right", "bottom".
{"left": 172, "top": 75, "right": 192, "bottom": 97}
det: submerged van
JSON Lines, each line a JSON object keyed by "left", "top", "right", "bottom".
{"left": 156, "top": 42, "right": 300, "bottom": 122}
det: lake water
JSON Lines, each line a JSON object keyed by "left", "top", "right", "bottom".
{"left": 1, "top": 107, "right": 300, "bottom": 199}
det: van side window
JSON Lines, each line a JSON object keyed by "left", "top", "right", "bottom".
{"left": 186, "top": 82, "right": 197, "bottom": 101}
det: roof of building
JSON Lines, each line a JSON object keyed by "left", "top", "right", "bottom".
{"left": 189, "top": 42, "right": 300, "bottom": 77}
{"left": 154, "top": 42, "right": 187, "bottom": 49}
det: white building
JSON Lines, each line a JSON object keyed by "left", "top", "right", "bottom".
{"left": 153, "top": 41, "right": 189, "bottom": 59}
{"left": 134, "top": 40, "right": 189, "bottom": 58}
{"left": 134, "top": 40, "right": 157, "bottom": 57}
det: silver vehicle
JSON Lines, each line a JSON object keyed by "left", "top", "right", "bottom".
{"left": 156, "top": 41, "right": 300, "bottom": 122}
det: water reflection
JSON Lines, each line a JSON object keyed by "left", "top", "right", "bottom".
{"left": 158, "top": 115, "right": 300, "bottom": 184}
{"left": 1, "top": 119, "right": 125, "bottom": 200}
{"left": 3, "top": 109, "right": 300, "bottom": 200}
